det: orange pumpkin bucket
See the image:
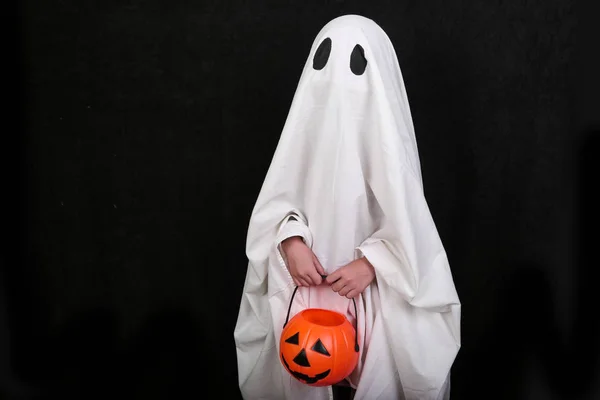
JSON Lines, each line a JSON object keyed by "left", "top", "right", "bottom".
{"left": 279, "top": 285, "right": 360, "bottom": 387}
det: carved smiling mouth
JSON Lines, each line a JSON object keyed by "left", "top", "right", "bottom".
{"left": 281, "top": 355, "right": 331, "bottom": 385}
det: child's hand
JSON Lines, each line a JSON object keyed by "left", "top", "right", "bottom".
{"left": 281, "top": 237, "right": 326, "bottom": 287}
{"left": 325, "top": 257, "right": 376, "bottom": 298}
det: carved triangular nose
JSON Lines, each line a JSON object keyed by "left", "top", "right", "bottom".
{"left": 292, "top": 348, "right": 311, "bottom": 367}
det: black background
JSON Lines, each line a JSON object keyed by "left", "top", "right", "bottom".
{"left": 4, "top": 0, "right": 596, "bottom": 399}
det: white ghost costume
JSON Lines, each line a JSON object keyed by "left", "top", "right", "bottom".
{"left": 234, "top": 15, "right": 461, "bottom": 400}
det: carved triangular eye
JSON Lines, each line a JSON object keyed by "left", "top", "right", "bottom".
{"left": 293, "top": 348, "right": 311, "bottom": 367}
{"left": 311, "top": 338, "right": 330, "bottom": 356}
{"left": 285, "top": 332, "right": 299, "bottom": 345}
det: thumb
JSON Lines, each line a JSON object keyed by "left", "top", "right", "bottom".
{"left": 325, "top": 268, "right": 342, "bottom": 285}
{"left": 313, "top": 256, "right": 326, "bottom": 275}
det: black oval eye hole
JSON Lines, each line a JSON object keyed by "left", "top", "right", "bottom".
{"left": 350, "top": 44, "right": 367, "bottom": 75}
{"left": 313, "top": 38, "right": 332, "bottom": 70}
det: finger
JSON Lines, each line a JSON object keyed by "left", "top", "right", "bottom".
{"left": 301, "top": 272, "right": 315, "bottom": 286}
{"left": 297, "top": 277, "right": 310, "bottom": 287}
{"left": 313, "top": 257, "right": 326, "bottom": 275}
{"left": 325, "top": 269, "right": 342, "bottom": 285}
{"left": 331, "top": 279, "right": 346, "bottom": 293}
{"left": 308, "top": 270, "right": 323, "bottom": 285}
{"left": 338, "top": 285, "right": 352, "bottom": 297}
{"left": 292, "top": 277, "right": 301, "bottom": 287}
{"left": 346, "top": 289, "right": 360, "bottom": 299}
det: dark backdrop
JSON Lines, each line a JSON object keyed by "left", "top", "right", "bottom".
{"left": 5, "top": 0, "right": 594, "bottom": 399}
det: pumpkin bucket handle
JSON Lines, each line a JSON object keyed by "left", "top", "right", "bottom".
{"left": 283, "top": 275, "right": 360, "bottom": 352}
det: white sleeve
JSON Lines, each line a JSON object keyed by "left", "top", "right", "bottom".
{"left": 274, "top": 211, "right": 313, "bottom": 270}
{"left": 276, "top": 213, "right": 313, "bottom": 246}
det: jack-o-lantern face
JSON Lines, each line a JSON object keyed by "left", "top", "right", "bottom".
{"left": 279, "top": 308, "right": 359, "bottom": 387}
{"left": 281, "top": 331, "right": 332, "bottom": 384}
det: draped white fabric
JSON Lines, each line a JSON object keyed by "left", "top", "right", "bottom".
{"left": 234, "top": 14, "right": 461, "bottom": 400}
